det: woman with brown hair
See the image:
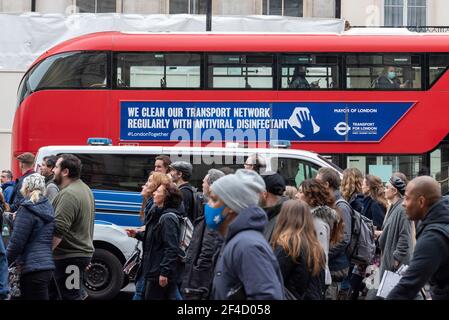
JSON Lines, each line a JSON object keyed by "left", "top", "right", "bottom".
{"left": 126, "top": 171, "right": 170, "bottom": 300}
{"left": 142, "top": 182, "right": 184, "bottom": 300}
{"left": 271, "top": 200, "right": 326, "bottom": 299}
{"left": 297, "top": 179, "right": 344, "bottom": 287}
{"left": 362, "top": 175, "right": 387, "bottom": 230}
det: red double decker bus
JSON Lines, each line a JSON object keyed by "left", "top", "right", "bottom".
{"left": 13, "top": 31, "right": 449, "bottom": 191}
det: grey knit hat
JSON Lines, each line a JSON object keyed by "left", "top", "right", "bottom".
{"left": 211, "top": 169, "right": 266, "bottom": 214}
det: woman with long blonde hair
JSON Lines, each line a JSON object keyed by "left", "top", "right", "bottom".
{"left": 271, "top": 200, "right": 326, "bottom": 299}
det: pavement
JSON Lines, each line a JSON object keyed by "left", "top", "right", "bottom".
{"left": 115, "top": 283, "right": 135, "bottom": 300}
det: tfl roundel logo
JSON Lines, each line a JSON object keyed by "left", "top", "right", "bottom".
{"left": 334, "top": 122, "right": 351, "bottom": 136}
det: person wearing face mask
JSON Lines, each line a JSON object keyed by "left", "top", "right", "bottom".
{"left": 181, "top": 169, "right": 225, "bottom": 300}
{"left": 376, "top": 66, "right": 407, "bottom": 89}
{"left": 208, "top": 169, "right": 284, "bottom": 300}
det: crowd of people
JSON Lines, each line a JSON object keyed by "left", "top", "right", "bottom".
{"left": 1, "top": 151, "right": 449, "bottom": 301}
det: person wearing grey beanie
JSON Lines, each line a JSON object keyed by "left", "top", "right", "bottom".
{"left": 207, "top": 169, "right": 284, "bottom": 300}
{"left": 211, "top": 169, "right": 266, "bottom": 214}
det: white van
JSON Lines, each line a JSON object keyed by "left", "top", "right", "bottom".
{"left": 35, "top": 144, "right": 342, "bottom": 299}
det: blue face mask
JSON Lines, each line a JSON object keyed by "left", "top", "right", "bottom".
{"left": 204, "top": 204, "right": 226, "bottom": 230}
{"left": 388, "top": 71, "right": 396, "bottom": 80}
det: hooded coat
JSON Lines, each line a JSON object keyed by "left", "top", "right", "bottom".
{"left": 6, "top": 197, "right": 55, "bottom": 274}
{"left": 212, "top": 206, "right": 284, "bottom": 300}
{"left": 378, "top": 198, "right": 414, "bottom": 279}
{"left": 387, "top": 197, "right": 449, "bottom": 300}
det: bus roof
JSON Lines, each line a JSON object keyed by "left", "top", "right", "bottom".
{"left": 33, "top": 31, "right": 449, "bottom": 67}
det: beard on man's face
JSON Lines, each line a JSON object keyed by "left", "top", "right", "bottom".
{"left": 54, "top": 172, "right": 62, "bottom": 186}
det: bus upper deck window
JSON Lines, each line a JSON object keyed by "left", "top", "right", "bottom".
{"left": 207, "top": 53, "right": 273, "bottom": 89}
{"left": 345, "top": 53, "right": 422, "bottom": 90}
{"left": 115, "top": 52, "right": 201, "bottom": 89}
{"left": 280, "top": 54, "right": 339, "bottom": 90}
{"left": 429, "top": 54, "right": 449, "bottom": 88}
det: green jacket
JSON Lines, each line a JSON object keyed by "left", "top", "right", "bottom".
{"left": 52, "top": 179, "right": 95, "bottom": 260}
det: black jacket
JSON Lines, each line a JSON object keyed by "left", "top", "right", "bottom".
{"left": 181, "top": 203, "right": 223, "bottom": 298}
{"left": 179, "top": 183, "right": 195, "bottom": 222}
{"left": 274, "top": 245, "right": 324, "bottom": 300}
{"left": 141, "top": 206, "right": 182, "bottom": 281}
{"left": 349, "top": 193, "right": 364, "bottom": 213}
{"left": 263, "top": 196, "right": 289, "bottom": 242}
{"left": 387, "top": 197, "right": 449, "bottom": 300}
{"left": 6, "top": 196, "right": 55, "bottom": 274}
{"left": 362, "top": 196, "right": 386, "bottom": 230}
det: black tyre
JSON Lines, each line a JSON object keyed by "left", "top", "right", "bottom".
{"left": 84, "top": 248, "right": 124, "bottom": 300}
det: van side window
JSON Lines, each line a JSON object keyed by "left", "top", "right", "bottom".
{"left": 173, "top": 154, "right": 242, "bottom": 190}
{"left": 272, "top": 157, "right": 320, "bottom": 187}
{"left": 73, "top": 153, "right": 156, "bottom": 192}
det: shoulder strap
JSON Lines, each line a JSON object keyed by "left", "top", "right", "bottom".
{"left": 336, "top": 198, "right": 353, "bottom": 212}
{"left": 158, "top": 212, "right": 180, "bottom": 225}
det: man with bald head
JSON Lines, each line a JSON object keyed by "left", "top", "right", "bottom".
{"left": 387, "top": 176, "right": 449, "bottom": 300}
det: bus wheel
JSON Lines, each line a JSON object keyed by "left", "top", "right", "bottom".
{"left": 84, "top": 248, "right": 124, "bottom": 300}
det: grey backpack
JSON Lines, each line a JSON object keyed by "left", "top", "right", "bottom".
{"left": 336, "top": 199, "right": 376, "bottom": 265}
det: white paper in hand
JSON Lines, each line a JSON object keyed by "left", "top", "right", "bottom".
{"left": 376, "top": 270, "right": 402, "bottom": 299}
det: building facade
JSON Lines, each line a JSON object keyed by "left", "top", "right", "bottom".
{"left": 1, "top": 0, "right": 449, "bottom": 185}
{"left": 342, "top": 0, "right": 448, "bottom": 28}
{"left": 0, "top": 0, "right": 338, "bottom": 17}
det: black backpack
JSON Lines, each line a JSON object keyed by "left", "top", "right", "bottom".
{"left": 336, "top": 199, "right": 376, "bottom": 265}
{"left": 179, "top": 185, "right": 203, "bottom": 222}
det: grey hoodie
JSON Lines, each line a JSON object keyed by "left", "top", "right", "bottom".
{"left": 212, "top": 206, "right": 284, "bottom": 300}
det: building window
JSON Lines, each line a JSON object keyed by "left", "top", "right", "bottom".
{"left": 77, "top": 0, "right": 117, "bottom": 13}
{"left": 385, "top": 0, "right": 426, "bottom": 27}
{"left": 169, "top": 0, "right": 207, "bottom": 14}
{"left": 262, "top": 0, "right": 303, "bottom": 17}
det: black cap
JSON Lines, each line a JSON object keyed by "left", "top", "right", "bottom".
{"left": 261, "top": 171, "right": 286, "bottom": 196}
{"left": 390, "top": 176, "right": 406, "bottom": 195}
{"left": 169, "top": 161, "right": 193, "bottom": 176}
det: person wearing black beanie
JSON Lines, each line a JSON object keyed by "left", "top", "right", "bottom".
{"left": 378, "top": 174, "right": 414, "bottom": 282}
{"left": 260, "top": 171, "right": 289, "bottom": 242}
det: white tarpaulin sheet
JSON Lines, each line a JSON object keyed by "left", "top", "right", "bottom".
{"left": 0, "top": 13, "right": 344, "bottom": 71}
